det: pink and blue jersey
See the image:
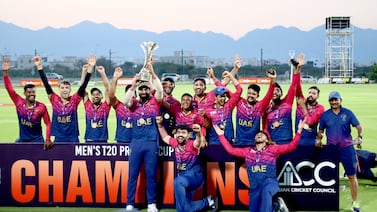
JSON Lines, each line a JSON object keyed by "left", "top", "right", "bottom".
{"left": 192, "top": 81, "right": 224, "bottom": 110}
{"left": 129, "top": 96, "right": 161, "bottom": 142}
{"left": 319, "top": 107, "right": 360, "bottom": 148}
{"left": 206, "top": 84, "right": 242, "bottom": 144}
{"left": 4, "top": 76, "right": 51, "bottom": 142}
{"left": 50, "top": 92, "right": 81, "bottom": 141}
{"left": 84, "top": 100, "right": 111, "bottom": 142}
{"left": 169, "top": 137, "right": 201, "bottom": 174}
{"left": 218, "top": 132, "right": 301, "bottom": 189}
{"left": 112, "top": 98, "right": 133, "bottom": 143}
{"left": 161, "top": 95, "right": 180, "bottom": 135}
{"left": 295, "top": 73, "right": 325, "bottom": 145}
{"left": 263, "top": 74, "right": 299, "bottom": 143}
{"left": 236, "top": 83, "right": 275, "bottom": 145}
{"left": 170, "top": 106, "right": 206, "bottom": 139}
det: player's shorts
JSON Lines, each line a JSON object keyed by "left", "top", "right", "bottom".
{"left": 340, "top": 145, "right": 358, "bottom": 176}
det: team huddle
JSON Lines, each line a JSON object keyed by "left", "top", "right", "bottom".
{"left": 2, "top": 54, "right": 363, "bottom": 212}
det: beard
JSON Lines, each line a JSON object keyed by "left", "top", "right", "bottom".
{"left": 306, "top": 97, "right": 316, "bottom": 105}
{"left": 140, "top": 94, "right": 150, "bottom": 102}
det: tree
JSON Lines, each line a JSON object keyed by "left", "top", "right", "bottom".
{"left": 368, "top": 63, "right": 377, "bottom": 81}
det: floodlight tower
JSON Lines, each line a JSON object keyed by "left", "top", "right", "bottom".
{"left": 325, "top": 17, "right": 354, "bottom": 82}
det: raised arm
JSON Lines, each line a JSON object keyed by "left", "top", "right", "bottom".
{"left": 124, "top": 74, "right": 140, "bottom": 108}
{"left": 3, "top": 58, "right": 21, "bottom": 103}
{"left": 148, "top": 61, "right": 163, "bottom": 102}
{"left": 78, "top": 54, "right": 96, "bottom": 98}
{"left": 213, "top": 124, "right": 249, "bottom": 158}
{"left": 109, "top": 67, "right": 123, "bottom": 105}
{"left": 96, "top": 66, "right": 111, "bottom": 104}
{"left": 33, "top": 56, "right": 54, "bottom": 99}
{"left": 222, "top": 55, "right": 241, "bottom": 86}
{"left": 259, "top": 70, "right": 277, "bottom": 111}
{"left": 156, "top": 116, "right": 171, "bottom": 145}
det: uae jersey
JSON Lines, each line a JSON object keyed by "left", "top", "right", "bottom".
{"left": 161, "top": 95, "right": 180, "bottom": 135}
{"left": 206, "top": 84, "right": 242, "bottom": 144}
{"left": 236, "top": 83, "right": 275, "bottom": 145}
{"left": 218, "top": 132, "right": 301, "bottom": 189}
{"left": 263, "top": 74, "right": 299, "bottom": 143}
{"left": 84, "top": 100, "right": 111, "bottom": 142}
{"left": 170, "top": 106, "right": 206, "bottom": 139}
{"left": 112, "top": 98, "right": 133, "bottom": 143}
{"left": 169, "top": 137, "right": 201, "bottom": 174}
{"left": 192, "top": 81, "right": 223, "bottom": 110}
{"left": 319, "top": 107, "right": 360, "bottom": 148}
{"left": 4, "top": 75, "right": 51, "bottom": 142}
{"left": 49, "top": 92, "right": 81, "bottom": 141}
{"left": 129, "top": 96, "right": 161, "bottom": 142}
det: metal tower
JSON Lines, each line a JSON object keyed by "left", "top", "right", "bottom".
{"left": 325, "top": 17, "right": 354, "bottom": 82}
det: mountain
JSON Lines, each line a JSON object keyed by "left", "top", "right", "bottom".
{"left": 1, "top": 20, "right": 376, "bottom": 64}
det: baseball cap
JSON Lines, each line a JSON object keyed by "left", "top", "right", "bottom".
{"left": 214, "top": 87, "right": 228, "bottom": 96}
{"left": 162, "top": 77, "right": 175, "bottom": 84}
{"left": 138, "top": 82, "right": 150, "bottom": 90}
{"left": 328, "top": 91, "right": 341, "bottom": 100}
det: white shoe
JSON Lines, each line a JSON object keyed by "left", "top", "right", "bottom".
{"left": 147, "top": 203, "right": 159, "bottom": 212}
{"left": 125, "top": 205, "right": 134, "bottom": 211}
{"left": 277, "top": 197, "right": 289, "bottom": 212}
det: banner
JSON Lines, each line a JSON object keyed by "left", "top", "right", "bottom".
{"left": 0, "top": 144, "right": 339, "bottom": 210}
{"left": 20, "top": 79, "right": 59, "bottom": 87}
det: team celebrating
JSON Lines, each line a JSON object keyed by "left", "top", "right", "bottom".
{"left": 2, "top": 53, "right": 363, "bottom": 212}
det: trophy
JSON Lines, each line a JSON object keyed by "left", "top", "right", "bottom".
{"left": 139, "top": 41, "right": 159, "bottom": 82}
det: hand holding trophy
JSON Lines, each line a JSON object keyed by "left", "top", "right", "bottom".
{"left": 139, "top": 41, "right": 159, "bottom": 82}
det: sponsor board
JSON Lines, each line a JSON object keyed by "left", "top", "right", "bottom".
{"left": 0, "top": 144, "right": 338, "bottom": 210}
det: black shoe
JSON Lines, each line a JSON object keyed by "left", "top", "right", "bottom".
{"left": 290, "top": 58, "right": 299, "bottom": 69}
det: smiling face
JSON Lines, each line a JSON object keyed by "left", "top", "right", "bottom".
{"left": 162, "top": 80, "right": 175, "bottom": 96}
{"left": 91, "top": 90, "right": 103, "bottom": 105}
{"left": 247, "top": 88, "right": 259, "bottom": 104}
{"left": 181, "top": 94, "right": 193, "bottom": 111}
{"left": 215, "top": 94, "right": 227, "bottom": 107}
{"left": 329, "top": 98, "right": 342, "bottom": 110}
{"left": 193, "top": 79, "right": 206, "bottom": 97}
{"left": 58, "top": 82, "right": 71, "bottom": 100}
{"left": 138, "top": 87, "right": 151, "bottom": 102}
{"left": 272, "top": 87, "right": 282, "bottom": 100}
{"left": 254, "top": 131, "right": 269, "bottom": 144}
{"left": 175, "top": 128, "right": 190, "bottom": 144}
{"left": 306, "top": 87, "right": 319, "bottom": 105}
{"left": 24, "top": 87, "right": 36, "bottom": 104}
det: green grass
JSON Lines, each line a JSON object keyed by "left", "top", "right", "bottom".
{"left": 1, "top": 82, "right": 377, "bottom": 211}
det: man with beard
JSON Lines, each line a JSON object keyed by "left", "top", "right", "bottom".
{"left": 123, "top": 61, "right": 163, "bottom": 212}
{"left": 235, "top": 70, "right": 277, "bottom": 145}
{"left": 294, "top": 54, "right": 325, "bottom": 145}
{"left": 3, "top": 58, "right": 52, "bottom": 149}
{"left": 82, "top": 66, "right": 112, "bottom": 143}
{"left": 156, "top": 117, "right": 218, "bottom": 212}
{"left": 205, "top": 71, "right": 242, "bottom": 144}
{"left": 214, "top": 119, "right": 306, "bottom": 212}
{"left": 34, "top": 55, "right": 95, "bottom": 142}
{"left": 263, "top": 59, "right": 301, "bottom": 144}
{"left": 160, "top": 77, "right": 180, "bottom": 136}
{"left": 316, "top": 91, "right": 363, "bottom": 212}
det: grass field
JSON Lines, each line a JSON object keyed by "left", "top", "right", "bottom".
{"left": 0, "top": 81, "right": 377, "bottom": 211}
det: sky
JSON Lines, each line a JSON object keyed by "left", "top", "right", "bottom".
{"left": 0, "top": 0, "right": 376, "bottom": 40}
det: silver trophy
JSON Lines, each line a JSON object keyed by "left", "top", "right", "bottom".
{"left": 139, "top": 41, "right": 159, "bottom": 82}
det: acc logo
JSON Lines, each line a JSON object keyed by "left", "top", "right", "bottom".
{"left": 277, "top": 161, "right": 336, "bottom": 187}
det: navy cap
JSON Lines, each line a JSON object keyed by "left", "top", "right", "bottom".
{"left": 214, "top": 87, "right": 228, "bottom": 96}
{"left": 328, "top": 91, "right": 341, "bottom": 100}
